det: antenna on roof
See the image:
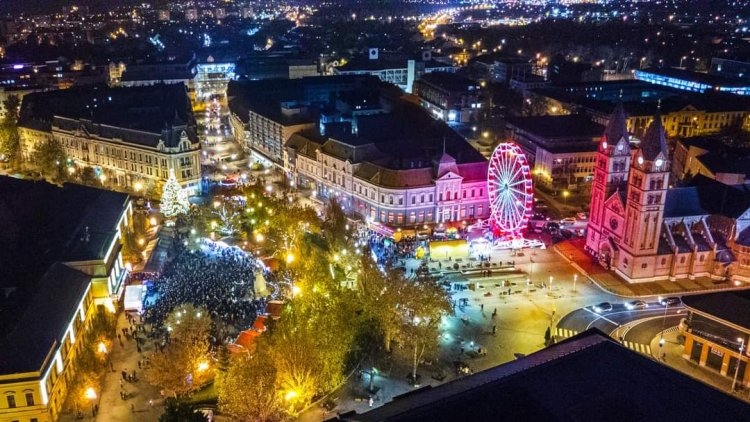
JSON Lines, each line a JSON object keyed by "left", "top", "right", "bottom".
{"left": 442, "top": 134, "right": 446, "bottom": 155}
{"left": 657, "top": 99, "right": 662, "bottom": 110}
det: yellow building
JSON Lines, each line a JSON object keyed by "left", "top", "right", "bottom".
{"left": 680, "top": 291, "right": 750, "bottom": 389}
{"left": 18, "top": 84, "right": 202, "bottom": 197}
{"left": 0, "top": 178, "right": 132, "bottom": 422}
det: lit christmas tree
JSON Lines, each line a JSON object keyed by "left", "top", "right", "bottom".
{"left": 161, "top": 169, "right": 189, "bottom": 219}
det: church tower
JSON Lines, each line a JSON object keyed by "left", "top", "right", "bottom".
{"left": 617, "top": 109, "right": 670, "bottom": 281}
{"left": 586, "top": 103, "right": 631, "bottom": 258}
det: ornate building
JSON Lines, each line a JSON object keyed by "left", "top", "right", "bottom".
{"left": 586, "top": 105, "right": 750, "bottom": 283}
{"left": 18, "top": 84, "right": 201, "bottom": 197}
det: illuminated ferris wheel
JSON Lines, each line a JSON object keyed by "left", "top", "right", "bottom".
{"left": 487, "top": 143, "right": 533, "bottom": 236}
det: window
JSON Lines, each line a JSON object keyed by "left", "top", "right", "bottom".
{"left": 411, "top": 197, "right": 415, "bottom": 205}
{"left": 25, "top": 393, "right": 34, "bottom": 406}
{"left": 661, "top": 258, "right": 667, "bottom": 265}
{"left": 641, "top": 263, "right": 647, "bottom": 269}
{"left": 7, "top": 395, "right": 16, "bottom": 408}
{"left": 399, "top": 198, "right": 403, "bottom": 205}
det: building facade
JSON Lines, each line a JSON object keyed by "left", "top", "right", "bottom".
{"left": 18, "top": 84, "right": 202, "bottom": 197}
{"left": 506, "top": 115, "right": 603, "bottom": 190}
{"left": 412, "top": 72, "right": 484, "bottom": 123}
{"left": 285, "top": 117, "right": 490, "bottom": 231}
{"left": 679, "top": 291, "right": 750, "bottom": 389}
{"left": 586, "top": 106, "right": 750, "bottom": 283}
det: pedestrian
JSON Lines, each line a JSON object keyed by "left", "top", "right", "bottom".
{"left": 121, "top": 370, "right": 127, "bottom": 380}
{"left": 492, "top": 325, "right": 497, "bottom": 335}
{"left": 131, "top": 403, "right": 135, "bottom": 413}
{"left": 95, "top": 404, "right": 99, "bottom": 415}
{"left": 132, "top": 370, "right": 137, "bottom": 380}
{"left": 149, "top": 399, "right": 154, "bottom": 408}
{"left": 369, "top": 396, "right": 374, "bottom": 407}
{"left": 480, "top": 303, "right": 484, "bottom": 311}
{"left": 138, "top": 360, "right": 142, "bottom": 369}
{"left": 117, "top": 333, "right": 121, "bottom": 342}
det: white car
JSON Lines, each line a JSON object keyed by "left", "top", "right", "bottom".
{"left": 560, "top": 217, "right": 577, "bottom": 225}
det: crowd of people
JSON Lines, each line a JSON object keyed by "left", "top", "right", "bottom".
{"left": 143, "top": 240, "right": 268, "bottom": 341}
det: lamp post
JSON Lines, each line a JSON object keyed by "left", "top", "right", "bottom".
{"left": 85, "top": 387, "right": 97, "bottom": 417}
{"left": 573, "top": 274, "right": 578, "bottom": 293}
{"left": 680, "top": 56, "right": 687, "bottom": 68}
{"left": 732, "top": 337, "right": 745, "bottom": 392}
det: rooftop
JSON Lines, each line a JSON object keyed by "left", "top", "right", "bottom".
{"left": 638, "top": 67, "right": 750, "bottom": 88}
{"left": 416, "top": 72, "right": 479, "bottom": 93}
{"left": 0, "top": 177, "right": 128, "bottom": 374}
{"left": 337, "top": 329, "right": 748, "bottom": 422}
{"left": 664, "top": 175, "right": 750, "bottom": 220}
{"left": 682, "top": 290, "right": 750, "bottom": 330}
{"left": 19, "top": 84, "right": 196, "bottom": 147}
{"left": 506, "top": 115, "right": 605, "bottom": 140}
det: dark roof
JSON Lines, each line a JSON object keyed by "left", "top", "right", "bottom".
{"left": 664, "top": 175, "right": 750, "bottom": 219}
{"left": 640, "top": 111, "right": 668, "bottom": 161}
{"left": 19, "top": 84, "right": 197, "bottom": 147}
{"left": 416, "top": 72, "right": 478, "bottom": 92}
{"left": 0, "top": 177, "right": 128, "bottom": 373}
{"left": 0, "top": 263, "right": 91, "bottom": 374}
{"left": 682, "top": 290, "right": 750, "bottom": 330}
{"left": 506, "top": 115, "right": 605, "bottom": 140}
{"left": 337, "top": 329, "right": 749, "bottom": 422}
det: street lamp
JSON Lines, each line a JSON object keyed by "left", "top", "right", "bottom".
{"left": 85, "top": 387, "right": 97, "bottom": 415}
{"left": 680, "top": 56, "right": 687, "bottom": 68}
{"left": 562, "top": 190, "right": 569, "bottom": 204}
{"left": 732, "top": 337, "right": 745, "bottom": 392}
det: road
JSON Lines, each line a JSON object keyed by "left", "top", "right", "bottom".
{"left": 557, "top": 302, "right": 686, "bottom": 355}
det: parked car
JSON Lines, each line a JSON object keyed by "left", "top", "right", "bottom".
{"left": 660, "top": 297, "right": 681, "bottom": 307}
{"left": 593, "top": 302, "right": 613, "bottom": 313}
{"left": 560, "top": 217, "right": 577, "bottom": 225}
{"left": 626, "top": 300, "right": 648, "bottom": 310}
{"left": 576, "top": 212, "right": 588, "bottom": 220}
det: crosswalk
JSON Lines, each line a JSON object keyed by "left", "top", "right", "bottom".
{"left": 556, "top": 327, "right": 651, "bottom": 356}
{"left": 556, "top": 328, "right": 578, "bottom": 339}
{"left": 622, "top": 341, "right": 651, "bottom": 355}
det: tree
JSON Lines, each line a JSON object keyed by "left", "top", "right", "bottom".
{"left": 356, "top": 250, "right": 451, "bottom": 366}
{"left": 0, "top": 94, "right": 22, "bottom": 165}
{"left": 30, "top": 138, "right": 67, "bottom": 182}
{"left": 218, "top": 351, "right": 287, "bottom": 422}
{"left": 159, "top": 400, "right": 208, "bottom": 422}
{"left": 2, "top": 94, "right": 20, "bottom": 124}
{"left": 145, "top": 304, "right": 214, "bottom": 397}
{"left": 161, "top": 169, "right": 189, "bottom": 219}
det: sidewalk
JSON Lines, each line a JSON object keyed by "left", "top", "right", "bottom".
{"left": 650, "top": 330, "right": 750, "bottom": 403}
{"left": 554, "top": 238, "right": 740, "bottom": 298}
{"left": 58, "top": 312, "right": 165, "bottom": 422}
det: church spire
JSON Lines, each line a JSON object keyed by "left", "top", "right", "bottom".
{"left": 641, "top": 109, "right": 668, "bottom": 161}
{"left": 603, "top": 102, "right": 629, "bottom": 147}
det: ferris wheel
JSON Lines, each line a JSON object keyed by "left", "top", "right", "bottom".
{"left": 487, "top": 143, "right": 533, "bottom": 236}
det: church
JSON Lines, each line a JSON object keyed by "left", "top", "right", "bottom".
{"left": 585, "top": 104, "right": 750, "bottom": 283}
